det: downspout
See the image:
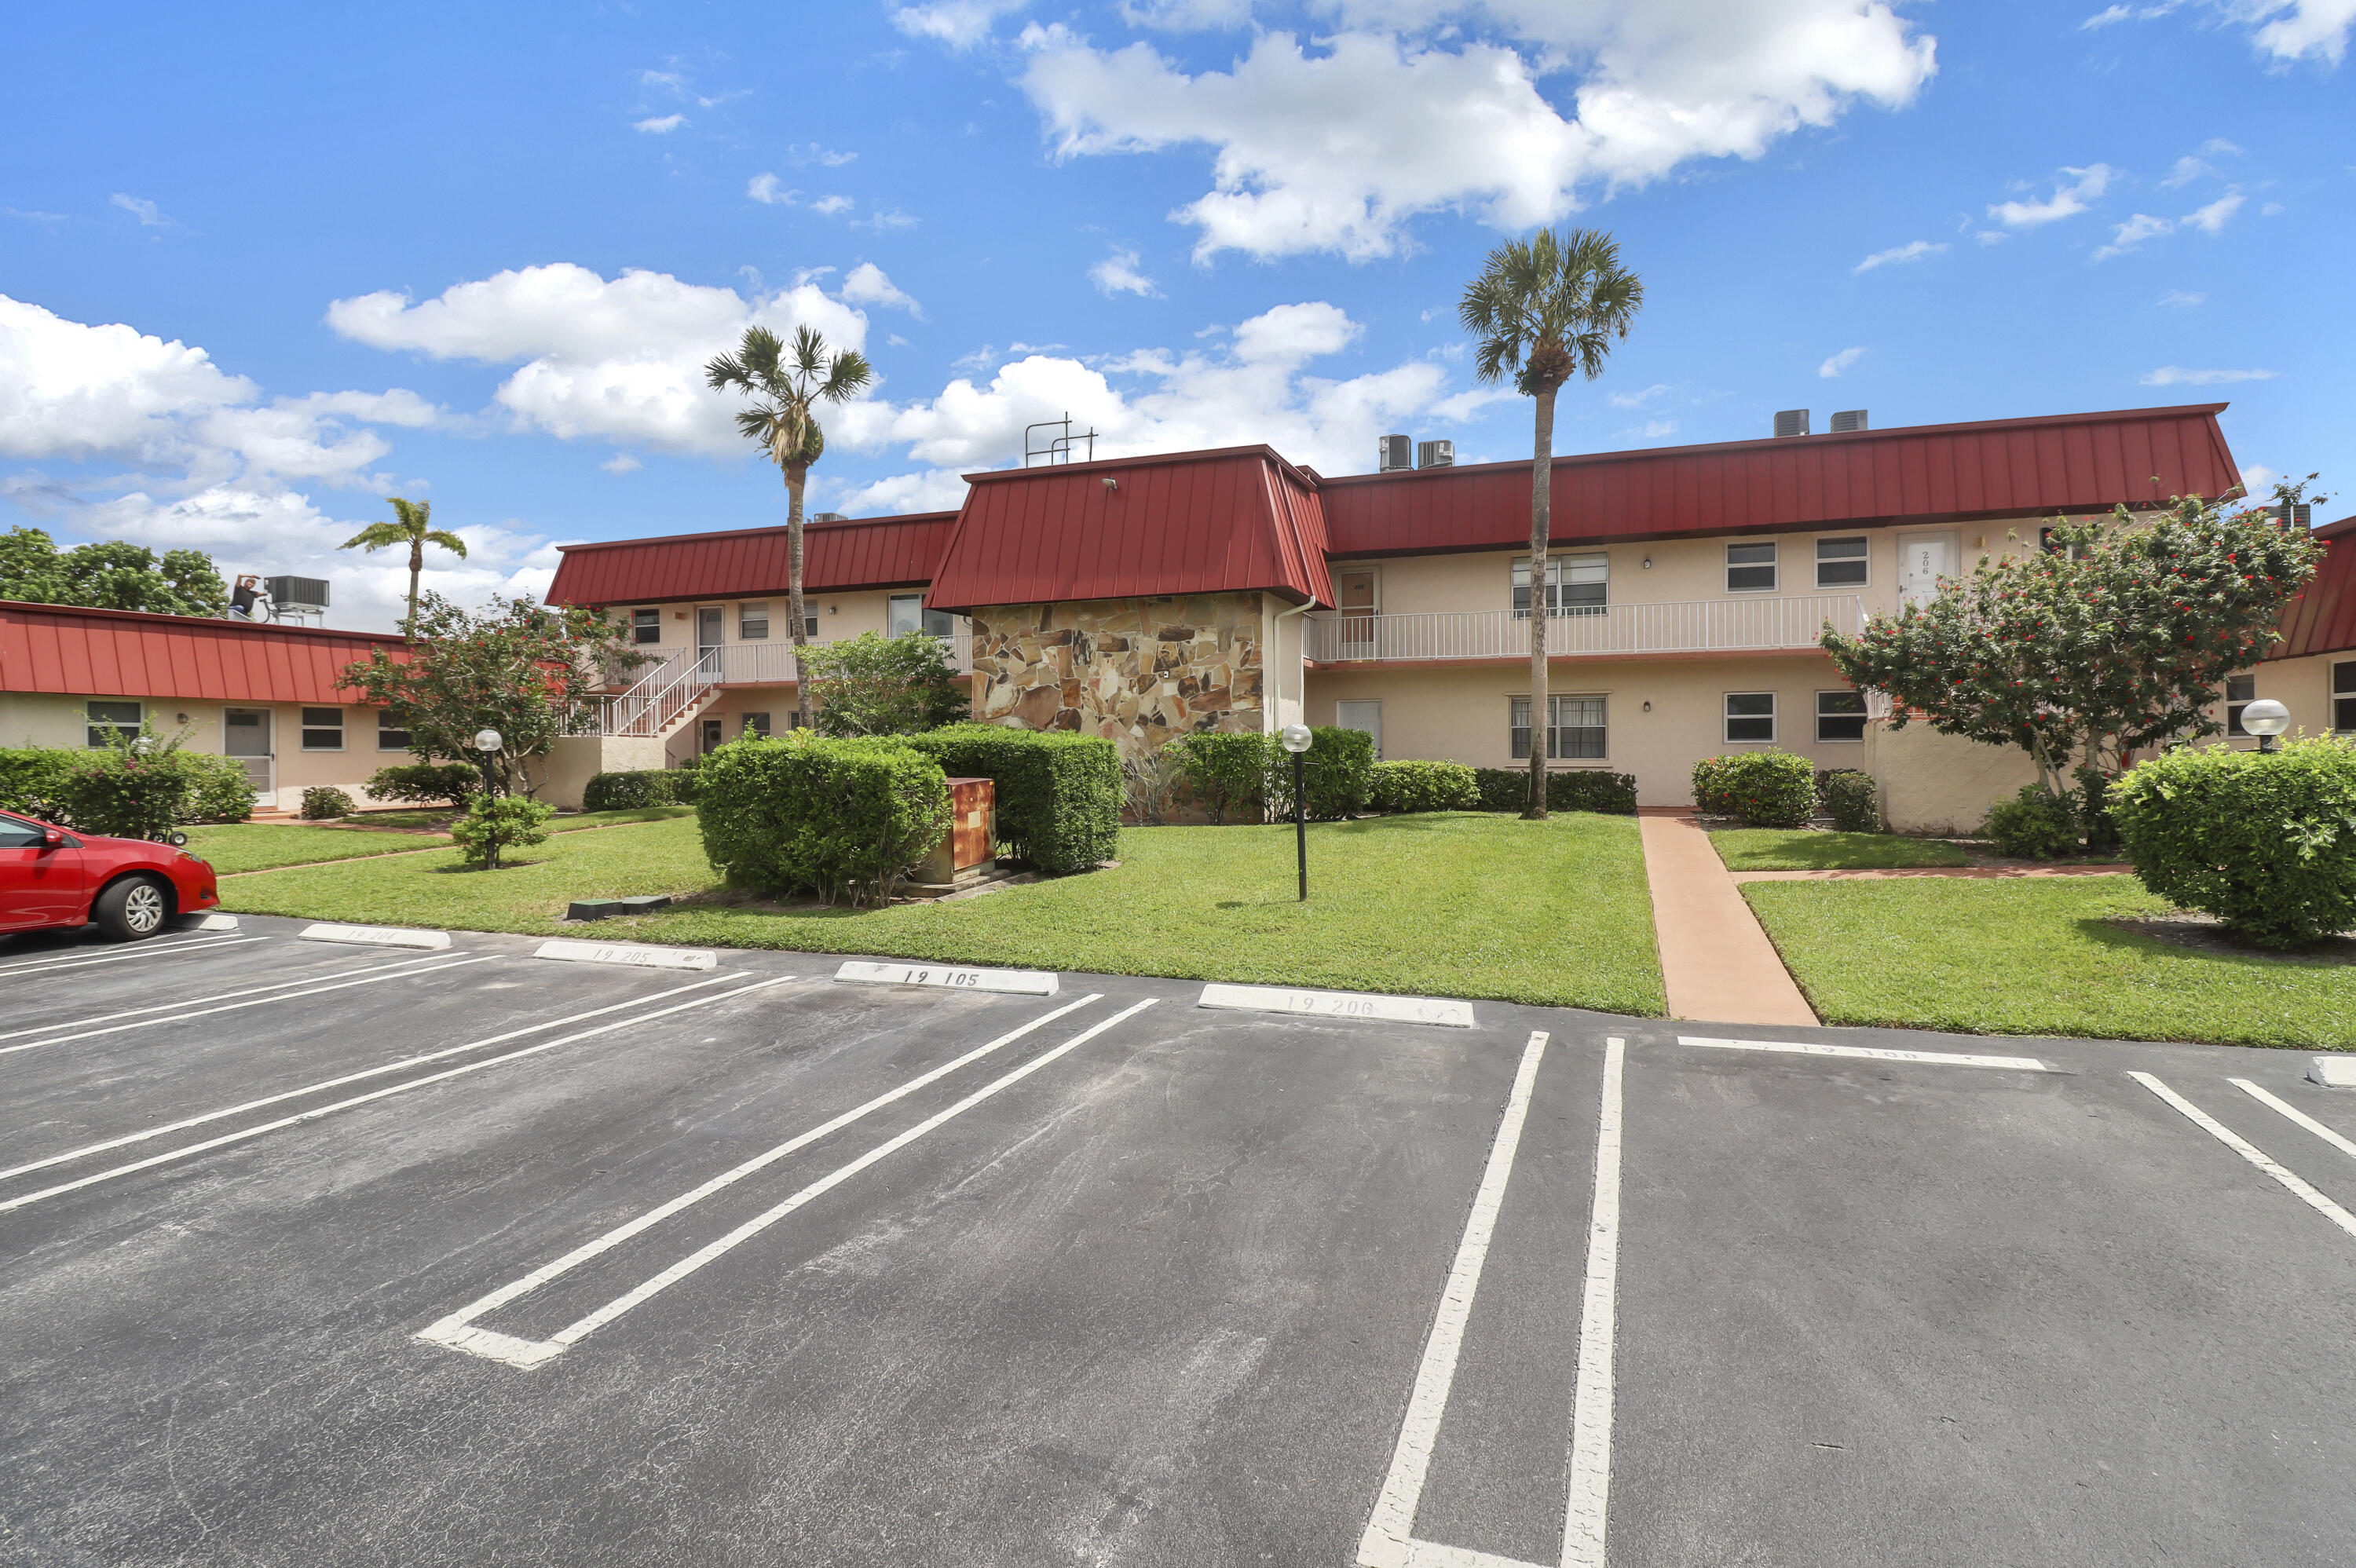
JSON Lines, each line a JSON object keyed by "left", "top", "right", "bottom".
{"left": 1271, "top": 595, "right": 1314, "bottom": 730}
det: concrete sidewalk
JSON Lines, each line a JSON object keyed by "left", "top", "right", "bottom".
{"left": 1637, "top": 813, "right": 1818, "bottom": 1026}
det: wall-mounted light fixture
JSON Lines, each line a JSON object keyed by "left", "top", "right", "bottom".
{"left": 1642, "top": 700, "right": 1652, "bottom": 713}
{"left": 1641, "top": 557, "right": 1653, "bottom": 569}
{"left": 1103, "top": 477, "right": 1120, "bottom": 492}
{"left": 175, "top": 712, "right": 190, "bottom": 725}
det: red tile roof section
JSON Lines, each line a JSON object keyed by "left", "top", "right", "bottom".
{"left": 924, "top": 447, "right": 1333, "bottom": 612}
{"left": 547, "top": 511, "right": 958, "bottom": 607}
{"left": 2274, "top": 515, "right": 2356, "bottom": 661}
{"left": 0, "top": 601, "right": 407, "bottom": 704}
{"left": 1319, "top": 404, "right": 2244, "bottom": 557}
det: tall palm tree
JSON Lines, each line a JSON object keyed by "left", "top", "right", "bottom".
{"left": 340, "top": 496, "right": 469, "bottom": 633}
{"left": 1460, "top": 228, "right": 1644, "bottom": 820}
{"left": 705, "top": 324, "right": 873, "bottom": 730}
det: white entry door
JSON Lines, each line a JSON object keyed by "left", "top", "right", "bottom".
{"left": 1897, "top": 532, "right": 1955, "bottom": 609}
{"left": 1336, "top": 700, "right": 1383, "bottom": 758}
{"left": 224, "top": 707, "right": 275, "bottom": 807}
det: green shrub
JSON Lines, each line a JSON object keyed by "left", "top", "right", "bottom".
{"left": 52, "top": 751, "right": 192, "bottom": 840}
{"left": 365, "top": 762, "right": 481, "bottom": 807}
{"left": 1982, "top": 786, "right": 2081, "bottom": 860}
{"left": 0, "top": 746, "right": 75, "bottom": 821}
{"left": 300, "top": 785, "right": 356, "bottom": 820}
{"left": 1472, "top": 767, "right": 1535, "bottom": 813}
{"left": 1547, "top": 769, "right": 1638, "bottom": 816}
{"left": 906, "top": 724, "right": 1121, "bottom": 873}
{"left": 1816, "top": 769, "right": 1881, "bottom": 834}
{"left": 176, "top": 751, "right": 256, "bottom": 823}
{"left": 697, "top": 733, "right": 952, "bottom": 905}
{"left": 1692, "top": 752, "right": 1816, "bottom": 827}
{"left": 1169, "top": 731, "right": 1275, "bottom": 824}
{"left": 1370, "top": 759, "right": 1483, "bottom": 813}
{"left": 2112, "top": 739, "right": 2356, "bottom": 948}
{"left": 581, "top": 769, "right": 690, "bottom": 811}
{"left": 1267, "top": 726, "right": 1376, "bottom": 821}
{"left": 448, "top": 794, "right": 556, "bottom": 868}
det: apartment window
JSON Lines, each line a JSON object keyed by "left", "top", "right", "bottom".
{"left": 631, "top": 607, "right": 660, "bottom": 645}
{"left": 86, "top": 700, "right": 141, "bottom": 748}
{"left": 1816, "top": 689, "right": 1868, "bottom": 743}
{"left": 2335, "top": 662, "right": 2356, "bottom": 734}
{"left": 300, "top": 707, "right": 345, "bottom": 751}
{"left": 1816, "top": 537, "right": 1868, "bottom": 588}
{"left": 2226, "top": 673, "right": 2256, "bottom": 737}
{"left": 378, "top": 707, "right": 412, "bottom": 751}
{"left": 1725, "top": 692, "right": 1776, "bottom": 743}
{"left": 739, "top": 601, "right": 770, "bottom": 640}
{"left": 1725, "top": 542, "right": 1777, "bottom": 592}
{"left": 742, "top": 712, "right": 770, "bottom": 736}
{"left": 1512, "top": 554, "right": 1608, "bottom": 617}
{"left": 1510, "top": 695, "right": 1608, "bottom": 760}
{"left": 2040, "top": 526, "right": 2089, "bottom": 560}
{"left": 888, "top": 593, "right": 956, "bottom": 638}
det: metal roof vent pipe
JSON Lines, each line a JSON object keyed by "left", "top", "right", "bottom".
{"left": 1377, "top": 433, "right": 1414, "bottom": 473}
{"left": 1773, "top": 409, "right": 1810, "bottom": 438}
{"left": 1830, "top": 409, "right": 1869, "bottom": 433}
{"left": 1416, "top": 439, "right": 1454, "bottom": 470}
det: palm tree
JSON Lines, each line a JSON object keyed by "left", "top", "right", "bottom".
{"left": 705, "top": 324, "right": 873, "bottom": 730}
{"left": 1460, "top": 228, "right": 1644, "bottom": 820}
{"left": 340, "top": 496, "right": 469, "bottom": 633}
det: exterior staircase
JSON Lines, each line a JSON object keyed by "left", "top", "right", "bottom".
{"left": 576, "top": 649, "right": 723, "bottom": 743}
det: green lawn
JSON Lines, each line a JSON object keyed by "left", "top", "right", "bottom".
{"left": 1710, "top": 828, "right": 1970, "bottom": 871}
{"left": 186, "top": 823, "right": 454, "bottom": 874}
{"left": 219, "top": 811, "right": 1667, "bottom": 1014}
{"left": 1745, "top": 875, "right": 2356, "bottom": 1048}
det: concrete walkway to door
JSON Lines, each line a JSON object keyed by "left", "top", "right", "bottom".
{"left": 1637, "top": 812, "right": 1819, "bottom": 1027}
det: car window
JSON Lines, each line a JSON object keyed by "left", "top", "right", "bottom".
{"left": 0, "top": 817, "right": 46, "bottom": 847}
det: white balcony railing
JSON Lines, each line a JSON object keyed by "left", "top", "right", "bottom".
{"left": 570, "top": 630, "right": 975, "bottom": 737}
{"left": 1302, "top": 595, "right": 1865, "bottom": 663}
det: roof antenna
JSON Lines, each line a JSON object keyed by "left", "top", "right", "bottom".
{"left": 1023, "top": 413, "right": 1098, "bottom": 468}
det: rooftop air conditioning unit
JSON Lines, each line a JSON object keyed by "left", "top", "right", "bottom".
{"left": 1378, "top": 434, "right": 1413, "bottom": 473}
{"left": 1829, "top": 409, "right": 1869, "bottom": 433}
{"left": 1773, "top": 409, "right": 1810, "bottom": 438}
{"left": 265, "top": 576, "right": 330, "bottom": 613}
{"left": 1416, "top": 439, "right": 1455, "bottom": 470}
{"left": 809, "top": 511, "right": 849, "bottom": 522}
{"left": 2270, "top": 502, "right": 2311, "bottom": 529}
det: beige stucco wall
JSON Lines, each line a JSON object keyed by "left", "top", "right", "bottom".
{"left": 0, "top": 693, "right": 419, "bottom": 810}
{"left": 2209, "top": 651, "right": 2355, "bottom": 747}
{"left": 542, "top": 733, "right": 668, "bottom": 810}
{"left": 1863, "top": 721, "right": 2041, "bottom": 836}
{"left": 608, "top": 587, "right": 958, "bottom": 660}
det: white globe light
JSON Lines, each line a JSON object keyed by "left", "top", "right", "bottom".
{"left": 474, "top": 728, "right": 505, "bottom": 752}
{"left": 1279, "top": 723, "right": 1313, "bottom": 754}
{"left": 2240, "top": 698, "right": 2290, "bottom": 738}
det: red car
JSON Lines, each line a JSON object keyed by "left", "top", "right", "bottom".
{"left": 0, "top": 809, "right": 221, "bottom": 941}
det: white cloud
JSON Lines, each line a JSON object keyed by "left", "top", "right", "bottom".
{"left": 1852, "top": 239, "right": 1945, "bottom": 273}
{"left": 2141, "top": 365, "right": 2278, "bottom": 385}
{"left": 810, "top": 194, "right": 855, "bottom": 216}
{"left": 1017, "top": 3, "right": 1937, "bottom": 261}
{"left": 2081, "top": 3, "right": 2136, "bottom": 24}
{"left": 853, "top": 207, "right": 918, "bottom": 229}
{"left": 2238, "top": 0, "right": 2356, "bottom": 62}
{"left": 109, "top": 193, "right": 175, "bottom": 228}
{"left": 2159, "top": 289, "right": 2206, "bottom": 306}
{"left": 748, "top": 174, "right": 792, "bottom": 204}
{"left": 634, "top": 114, "right": 686, "bottom": 133}
{"left": 1988, "top": 164, "right": 2114, "bottom": 228}
{"left": 2092, "top": 211, "right": 2173, "bottom": 259}
{"left": 2183, "top": 189, "right": 2244, "bottom": 232}
{"left": 1429, "top": 385, "right": 1520, "bottom": 422}
{"left": 1089, "top": 247, "right": 1161, "bottom": 296}
{"left": 840, "top": 262, "right": 922, "bottom": 315}
{"left": 785, "top": 143, "right": 858, "bottom": 167}
{"left": 1608, "top": 382, "right": 1670, "bottom": 408}
{"left": 893, "top": 0, "right": 1028, "bottom": 49}
{"left": 2240, "top": 462, "right": 2280, "bottom": 497}
{"left": 2263, "top": 199, "right": 2285, "bottom": 214}
{"left": 1122, "top": 0, "right": 1253, "bottom": 26}
{"left": 1818, "top": 345, "right": 1867, "bottom": 378}
{"left": 600, "top": 453, "right": 642, "bottom": 473}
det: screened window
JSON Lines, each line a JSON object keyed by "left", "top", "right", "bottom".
{"left": 300, "top": 707, "right": 345, "bottom": 751}
{"left": 2226, "top": 673, "right": 2256, "bottom": 737}
{"left": 86, "top": 700, "right": 141, "bottom": 749}
{"left": 2335, "top": 662, "right": 2356, "bottom": 735}
{"left": 1816, "top": 690, "right": 1868, "bottom": 743}
{"left": 1726, "top": 543, "right": 1777, "bottom": 592}
{"left": 378, "top": 707, "right": 412, "bottom": 751}
{"left": 1816, "top": 536, "right": 1868, "bottom": 588}
{"left": 742, "top": 712, "right": 770, "bottom": 736}
{"left": 739, "top": 602, "right": 770, "bottom": 640}
{"left": 1510, "top": 695, "right": 1607, "bottom": 760}
{"left": 1725, "top": 693, "right": 1776, "bottom": 743}
{"left": 888, "top": 593, "right": 956, "bottom": 638}
{"left": 1512, "top": 554, "right": 1608, "bottom": 617}
{"left": 631, "top": 607, "right": 660, "bottom": 645}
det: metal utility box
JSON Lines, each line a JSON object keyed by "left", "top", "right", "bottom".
{"left": 265, "top": 576, "right": 331, "bottom": 612}
{"left": 916, "top": 777, "right": 996, "bottom": 887}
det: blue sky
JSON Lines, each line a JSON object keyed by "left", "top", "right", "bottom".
{"left": 3, "top": 0, "right": 2350, "bottom": 629}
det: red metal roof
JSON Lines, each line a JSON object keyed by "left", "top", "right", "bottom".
{"left": 0, "top": 601, "right": 407, "bottom": 704}
{"left": 923, "top": 447, "right": 1332, "bottom": 612}
{"left": 1320, "top": 404, "right": 2244, "bottom": 557}
{"left": 547, "top": 511, "right": 958, "bottom": 607}
{"left": 2274, "top": 514, "right": 2356, "bottom": 661}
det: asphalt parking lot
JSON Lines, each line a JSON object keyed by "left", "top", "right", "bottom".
{"left": 5, "top": 913, "right": 2356, "bottom": 1566}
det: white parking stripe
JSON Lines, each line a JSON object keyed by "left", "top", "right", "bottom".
{"left": 1562, "top": 1036, "right": 1626, "bottom": 1568}
{"left": 0, "top": 934, "right": 262, "bottom": 978}
{"left": 0, "top": 974, "right": 745, "bottom": 1186}
{"left": 1677, "top": 1035, "right": 2049, "bottom": 1072}
{"left": 421, "top": 996, "right": 1158, "bottom": 1368}
{"left": 1358, "top": 1031, "right": 1550, "bottom": 1568}
{"left": 2233, "top": 1079, "right": 2356, "bottom": 1164}
{"left": 0, "top": 950, "right": 455, "bottom": 1044}
{"left": 0, "top": 955, "right": 491, "bottom": 1058}
{"left": 2131, "top": 1072, "right": 2356, "bottom": 1242}
{"left": 0, "top": 976, "right": 802, "bottom": 1215}
{"left": 418, "top": 992, "right": 1103, "bottom": 1362}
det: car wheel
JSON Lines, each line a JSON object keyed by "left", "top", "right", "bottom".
{"left": 93, "top": 876, "right": 172, "bottom": 942}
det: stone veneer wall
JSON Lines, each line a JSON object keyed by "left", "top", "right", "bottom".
{"left": 969, "top": 593, "right": 1269, "bottom": 762}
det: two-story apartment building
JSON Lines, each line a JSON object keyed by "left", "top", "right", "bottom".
{"left": 547, "top": 401, "right": 2345, "bottom": 826}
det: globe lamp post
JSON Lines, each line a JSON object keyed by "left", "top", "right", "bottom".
{"left": 473, "top": 728, "right": 504, "bottom": 868}
{"left": 2241, "top": 698, "right": 2290, "bottom": 755}
{"left": 1280, "top": 723, "right": 1312, "bottom": 901}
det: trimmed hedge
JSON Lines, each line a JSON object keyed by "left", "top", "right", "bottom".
{"left": 1269, "top": 726, "right": 1376, "bottom": 821}
{"left": 1169, "top": 732, "right": 1275, "bottom": 824}
{"left": 2113, "top": 739, "right": 2356, "bottom": 947}
{"left": 179, "top": 751, "right": 256, "bottom": 824}
{"left": 1469, "top": 767, "right": 1639, "bottom": 816}
{"left": 1982, "top": 786, "right": 2080, "bottom": 860}
{"left": 2, "top": 744, "right": 250, "bottom": 828}
{"left": 905, "top": 724, "right": 1121, "bottom": 874}
{"left": 697, "top": 733, "right": 951, "bottom": 905}
{"left": 448, "top": 795, "right": 554, "bottom": 869}
{"left": 51, "top": 751, "right": 192, "bottom": 841}
{"left": 365, "top": 762, "right": 482, "bottom": 807}
{"left": 1693, "top": 752, "right": 1815, "bottom": 828}
{"left": 1370, "top": 759, "right": 1482, "bottom": 813}
{"left": 581, "top": 768, "right": 699, "bottom": 811}
{"left": 1816, "top": 769, "right": 1881, "bottom": 834}
{"left": 300, "top": 785, "right": 356, "bottom": 820}
{"left": 0, "top": 747, "right": 74, "bottom": 821}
